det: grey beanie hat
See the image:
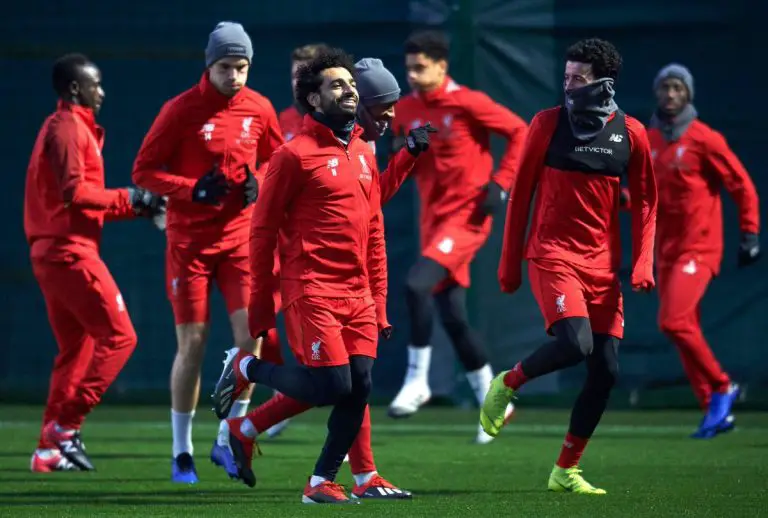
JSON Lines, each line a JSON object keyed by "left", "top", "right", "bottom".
{"left": 654, "top": 63, "right": 694, "bottom": 100}
{"left": 205, "top": 22, "right": 253, "bottom": 67}
{"left": 354, "top": 58, "right": 400, "bottom": 106}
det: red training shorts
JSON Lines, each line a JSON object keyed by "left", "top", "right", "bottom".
{"left": 528, "top": 258, "right": 624, "bottom": 339}
{"left": 283, "top": 296, "right": 378, "bottom": 367}
{"left": 166, "top": 238, "right": 251, "bottom": 325}
{"left": 422, "top": 220, "right": 490, "bottom": 289}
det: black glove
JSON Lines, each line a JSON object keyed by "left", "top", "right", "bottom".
{"left": 481, "top": 181, "right": 508, "bottom": 215}
{"left": 243, "top": 165, "right": 259, "bottom": 208}
{"left": 738, "top": 232, "right": 761, "bottom": 268}
{"left": 381, "top": 326, "right": 393, "bottom": 340}
{"left": 127, "top": 187, "right": 166, "bottom": 217}
{"left": 192, "top": 168, "right": 230, "bottom": 205}
{"left": 405, "top": 123, "right": 437, "bottom": 157}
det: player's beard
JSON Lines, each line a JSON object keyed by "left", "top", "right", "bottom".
{"left": 318, "top": 92, "right": 358, "bottom": 131}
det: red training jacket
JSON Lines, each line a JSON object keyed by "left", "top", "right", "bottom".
{"left": 392, "top": 77, "right": 528, "bottom": 252}
{"left": 499, "top": 107, "right": 658, "bottom": 292}
{"left": 278, "top": 105, "right": 303, "bottom": 142}
{"left": 24, "top": 101, "right": 134, "bottom": 259}
{"left": 648, "top": 120, "right": 760, "bottom": 274}
{"left": 249, "top": 115, "right": 388, "bottom": 337}
{"left": 132, "top": 72, "right": 284, "bottom": 244}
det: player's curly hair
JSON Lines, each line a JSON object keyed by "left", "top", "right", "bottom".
{"left": 565, "top": 38, "right": 622, "bottom": 80}
{"left": 52, "top": 53, "right": 91, "bottom": 96}
{"left": 405, "top": 30, "right": 450, "bottom": 62}
{"left": 294, "top": 47, "right": 356, "bottom": 114}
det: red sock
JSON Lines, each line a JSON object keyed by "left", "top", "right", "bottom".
{"left": 246, "top": 393, "right": 311, "bottom": 433}
{"left": 348, "top": 405, "right": 377, "bottom": 475}
{"left": 556, "top": 432, "right": 589, "bottom": 468}
{"left": 259, "top": 328, "right": 284, "bottom": 365}
{"left": 503, "top": 362, "right": 528, "bottom": 390}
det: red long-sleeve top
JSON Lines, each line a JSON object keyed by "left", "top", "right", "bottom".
{"left": 24, "top": 101, "right": 134, "bottom": 259}
{"left": 648, "top": 120, "right": 760, "bottom": 274}
{"left": 499, "top": 107, "right": 658, "bottom": 292}
{"left": 248, "top": 115, "right": 388, "bottom": 337}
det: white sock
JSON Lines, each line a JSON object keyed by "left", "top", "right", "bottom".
{"left": 466, "top": 364, "right": 494, "bottom": 405}
{"left": 310, "top": 475, "right": 327, "bottom": 487}
{"left": 406, "top": 345, "right": 432, "bottom": 384}
{"left": 216, "top": 419, "right": 229, "bottom": 446}
{"left": 228, "top": 399, "right": 250, "bottom": 418}
{"left": 240, "top": 418, "right": 258, "bottom": 438}
{"left": 239, "top": 356, "right": 254, "bottom": 377}
{"left": 171, "top": 409, "right": 195, "bottom": 458}
{"left": 353, "top": 471, "right": 377, "bottom": 486}
{"left": 35, "top": 448, "right": 57, "bottom": 459}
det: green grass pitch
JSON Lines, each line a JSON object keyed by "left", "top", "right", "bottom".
{"left": 1, "top": 405, "right": 766, "bottom": 517}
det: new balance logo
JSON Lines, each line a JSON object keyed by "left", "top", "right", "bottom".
{"left": 327, "top": 158, "right": 339, "bottom": 177}
{"left": 608, "top": 133, "right": 624, "bottom": 143}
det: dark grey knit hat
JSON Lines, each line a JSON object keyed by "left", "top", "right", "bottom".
{"left": 354, "top": 58, "right": 400, "bottom": 107}
{"left": 205, "top": 22, "right": 253, "bottom": 67}
{"left": 654, "top": 63, "right": 694, "bottom": 101}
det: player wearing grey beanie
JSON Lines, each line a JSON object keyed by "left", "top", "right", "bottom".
{"left": 132, "top": 20, "right": 285, "bottom": 484}
{"left": 354, "top": 58, "right": 401, "bottom": 142}
{"left": 205, "top": 22, "right": 253, "bottom": 67}
{"left": 205, "top": 22, "right": 254, "bottom": 97}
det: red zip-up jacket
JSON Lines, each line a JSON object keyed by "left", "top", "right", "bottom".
{"left": 132, "top": 73, "right": 284, "bottom": 244}
{"left": 25, "top": 101, "right": 134, "bottom": 259}
{"left": 249, "top": 115, "right": 388, "bottom": 337}
{"left": 648, "top": 120, "right": 759, "bottom": 274}
{"left": 278, "top": 105, "right": 304, "bottom": 142}
{"left": 392, "top": 77, "right": 528, "bottom": 245}
{"left": 499, "top": 107, "right": 657, "bottom": 292}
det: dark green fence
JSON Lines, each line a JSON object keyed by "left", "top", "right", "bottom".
{"left": 2, "top": 0, "right": 765, "bottom": 408}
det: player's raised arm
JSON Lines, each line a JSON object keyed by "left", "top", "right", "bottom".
{"left": 705, "top": 130, "right": 761, "bottom": 265}
{"left": 464, "top": 89, "right": 529, "bottom": 193}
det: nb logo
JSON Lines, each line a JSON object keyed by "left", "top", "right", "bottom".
{"left": 608, "top": 133, "right": 624, "bottom": 143}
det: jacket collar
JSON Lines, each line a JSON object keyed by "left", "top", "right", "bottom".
{"left": 301, "top": 113, "right": 364, "bottom": 146}
{"left": 57, "top": 99, "right": 97, "bottom": 129}
{"left": 417, "top": 76, "right": 460, "bottom": 103}
{"left": 198, "top": 71, "right": 245, "bottom": 107}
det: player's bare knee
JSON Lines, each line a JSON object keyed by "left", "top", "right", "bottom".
{"left": 229, "top": 308, "right": 254, "bottom": 352}
{"left": 175, "top": 323, "right": 208, "bottom": 365}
